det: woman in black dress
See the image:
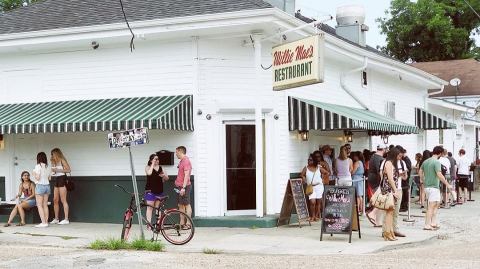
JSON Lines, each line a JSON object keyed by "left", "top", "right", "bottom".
{"left": 144, "top": 154, "right": 169, "bottom": 224}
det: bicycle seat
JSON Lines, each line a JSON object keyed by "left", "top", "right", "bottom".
{"left": 155, "top": 195, "right": 169, "bottom": 202}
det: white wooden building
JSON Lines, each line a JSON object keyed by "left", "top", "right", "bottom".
{"left": 0, "top": 0, "right": 456, "bottom": 221}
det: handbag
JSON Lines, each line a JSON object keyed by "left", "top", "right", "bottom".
{"left": 65, "top": 173, "right": 75, "bottom": 192}
{"left": 305, "top": 168, "right": 317, "bottom": 196}
{"left": 370, "top": 164, "right": 394, "bottom": 210}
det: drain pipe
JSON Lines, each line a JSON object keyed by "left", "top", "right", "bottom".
{"left": 340, "top": 57, "right": 369, "bottom": 110}
{"left": 428, "top": 85, "right": 445, "bottom": 97}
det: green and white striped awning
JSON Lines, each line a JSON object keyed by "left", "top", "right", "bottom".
{"left": 289, "top": 97, "right": 418, "bottom": 135}
{"left": 0, "top": 95, "right": 193, "bottom": 134}
{"left": 415, "top": 107, "right": 456, "bottom": 130}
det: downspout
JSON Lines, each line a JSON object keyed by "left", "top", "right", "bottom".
{"left": 428, "top": 85, "right": 445, "bottom": 97}
{"left": 340, "top": 57, "right": 369, "bottom": 110}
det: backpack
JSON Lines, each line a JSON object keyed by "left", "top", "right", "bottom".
{"left": 441, "top": 164, "right": 447, "bottom": 176}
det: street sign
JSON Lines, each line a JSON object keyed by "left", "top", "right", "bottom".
{"left": 107, "top": 127, "right": 148, "bottom": 239}
{"left": 108, "top": 127, "right": 149, "bottom": 149}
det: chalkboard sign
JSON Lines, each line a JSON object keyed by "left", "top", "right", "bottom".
{"left": 277, "top": 179, "right": 310, "bottom": 227}
{"left": 320, "top": 186, "right": 361, "bottom": 243}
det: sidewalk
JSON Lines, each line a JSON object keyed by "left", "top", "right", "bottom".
{"left": 0, "top": 193, "right": 476, "bottom": 255}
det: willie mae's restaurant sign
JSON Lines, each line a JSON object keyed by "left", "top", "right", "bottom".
{"left": 272, "top": 34, "right": 324, "bottom": 91}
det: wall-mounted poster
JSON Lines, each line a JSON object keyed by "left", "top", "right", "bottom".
{"left": 108, "top": 128, "right": 149, "bottom": 149}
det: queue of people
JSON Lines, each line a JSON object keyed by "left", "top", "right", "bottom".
{"left": 3, "top": 148, "right": 71, "bottom": 228}
{"left": 302, "top": 143, "right": 474, "bottom": 242}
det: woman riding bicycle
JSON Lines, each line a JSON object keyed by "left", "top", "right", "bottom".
{"left": 144, "top": 153, "right": 169, "bottom": 226}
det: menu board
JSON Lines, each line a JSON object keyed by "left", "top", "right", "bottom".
{"left": 320, "top": 186, "right": 361, "bottom": 243}
{"left": 277, "top": 179, "right": 310, "bottom": 227}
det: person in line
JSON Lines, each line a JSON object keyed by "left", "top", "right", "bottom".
{"left": 418, "top": 150, "right": 432, "bottom": 209}
{"left": 419, "top": 146, "right": 453, "bottom": 230}
{"left": 456, "top": 149, "right": 471, "bottom": 204}
{"left": 321, "top": 145, "right": 336, "bottom": 186}
{"left": 351, "top": 151, "right": 365, "bottom": 215}
{"left": 344, "top": 143, "right": 352, "bottom": 157}
{"left": 379, "top": 148, "right": 401, "bottom": 241}
{"left": 399, "top": 147, "right": 412, "bottom": 212}
{"left": 301, "top": 153, "right": 329, "bottom": 221}
{"left": 336, "top": 146, "right": 353, "bottom": 186}
{"left": 366, "top": 145, "right": 386, "bottom": 227}
{"left": 144, "top": 153, "right": 169, "bottom": 225}
{"left": 3, "top": 171, "right": 36, "bottom": 227}
{"left": 438, "top": 149, "right": 451, "bottom": 207}
{"left": 50, "top": 148, "right": 72, "bottom": 225}
{"left": 175, "top": 146, "right": 193, "bottom": 229}
{"left": 447, "top": 152, "right": 457, "bottom": 206}
{"left": 410, "top": 153, "right": 423, "bottom": 202}
{"left": 393, "top": 145, "right": 408, "bottom": 238}
{"left": 32, "top": 152, "right": 50, "bottom": 228}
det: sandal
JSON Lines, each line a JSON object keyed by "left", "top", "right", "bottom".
{"left": 3, "top": 223, "right": 11, "bottom": 227}
{"left": 15, "top": 222, "right": 25, "bottom": 227}
{"left": 431, "top": 225, "right": 440, "bottom": 229}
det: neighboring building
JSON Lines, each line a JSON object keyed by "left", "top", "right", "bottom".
{"left": 412, "top": 59, "right": 480, "bottom": 161}
{"left": 0, "top": 1, "right": 449, "bottom": 222}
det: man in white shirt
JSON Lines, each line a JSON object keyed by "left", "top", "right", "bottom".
{"left": 439, "top": 149, "right": 451, "bottom": 206}
{"left": 456, "top": 149, "right": 471, "bottom": 204}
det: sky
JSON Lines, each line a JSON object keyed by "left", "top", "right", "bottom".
{"left": 295, "top": 0, "right": 392, "bottom": 48}
{"left": 295, "top": 0, "right": 480, "bottom": 48}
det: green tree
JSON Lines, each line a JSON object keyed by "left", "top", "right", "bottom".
{"left": 0, "top": 0, "right": 38, "bottom": 12}
{"left": 377, "top": 0, "right": 480, "bottom": 62}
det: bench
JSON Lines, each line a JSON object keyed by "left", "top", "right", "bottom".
{"left": 0, "top": 201, "right": 53, "bottom": 224}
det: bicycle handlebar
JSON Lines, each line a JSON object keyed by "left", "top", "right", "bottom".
{"left": 114, "top": 184, "right": 132, "bottom": 195}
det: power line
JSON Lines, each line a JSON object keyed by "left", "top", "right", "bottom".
{"left": 463, "top": 0, "right": 480, "bottom": 21}
{"left": 119, "top": 0, "right": 135, "bottom": 52}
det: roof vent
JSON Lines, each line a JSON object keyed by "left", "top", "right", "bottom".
{"left": 335, "top": 5, "right": 368, "bottom": 47}
{"left": 336, "top": 5, "right": 365, "bottom": 25}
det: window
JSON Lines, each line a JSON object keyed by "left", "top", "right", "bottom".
{"left": 361, "top": 70, "right": 368, "bottom": 87}
{"left": 385, "top": 101, "right": 395, "bottom": 119}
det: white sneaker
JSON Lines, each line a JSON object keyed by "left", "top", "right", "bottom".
{"left": 58, "top": 219, "right": 70, "bottom": 225}
{"left": 50, "top": 219, "right": 59, "bottom": 224}
{"left": 35, "top": 223, "right": 48, "bottom": 228}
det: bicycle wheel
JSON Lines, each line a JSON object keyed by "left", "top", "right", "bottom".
{"left": 160, "top": 210, "right": 194, "bottom": 245}
{"left": 121, "top": 209, "right": 133, "bottom": 241}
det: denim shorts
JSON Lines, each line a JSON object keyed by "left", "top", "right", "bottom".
{"left": 35, "top": 184, "right": 51, "bottom": 195}
{"left": 21, "top": 198, "right": 37, "bottom": 207}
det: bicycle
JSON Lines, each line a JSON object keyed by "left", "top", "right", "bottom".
{"left": 115, "top": 184, "right": 194, "bottom": 245}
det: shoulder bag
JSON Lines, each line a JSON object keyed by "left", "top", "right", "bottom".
{"left": 65, "top": 173, "right": 75, "bottom": 192}
{"left": 305, "top": 168, "right": 317, "bottom": 196}
{"left": 370, "top": 162, "right": 394, "bottom": 210}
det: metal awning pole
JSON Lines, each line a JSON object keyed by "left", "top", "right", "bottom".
{"left": 129, "top": 146, "right": 144, "bottom": 240}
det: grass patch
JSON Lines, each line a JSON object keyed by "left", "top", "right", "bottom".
{"left": 60, "top": 236, "right": 78, "bottom": 240}
{"left": 203, "top": 248, "right": 222, "bottom": 254}
{"left": 89, "top": 238, "right": 164, "bottom": 252}
{"left": 249, "top": 225, "right": 258, "bottom": 229}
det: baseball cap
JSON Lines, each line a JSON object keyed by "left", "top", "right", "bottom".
{"left": 374, "top": 144, "right": 386, "bottom": 151}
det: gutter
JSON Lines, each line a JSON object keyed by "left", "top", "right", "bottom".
{"left": 428, "top": 85, "right": 444, "bottom": 96}
{"left": 340, "top": 57, "right": 369, "bottom": 109}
